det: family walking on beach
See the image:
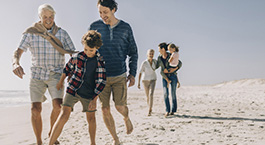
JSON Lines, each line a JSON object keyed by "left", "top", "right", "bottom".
{"left": 138, "top": 43, "right": 182, "bottom": 117}
{"left": 12, "top": 0, "right": 181, "bottom": 145}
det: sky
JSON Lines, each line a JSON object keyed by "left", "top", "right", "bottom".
{"left": 1, "top": 0, "right": 265, "bottom": 90}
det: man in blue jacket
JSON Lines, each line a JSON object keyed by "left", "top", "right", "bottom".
{"left": 89, "top": 0, "right": 138, "bottom": 144}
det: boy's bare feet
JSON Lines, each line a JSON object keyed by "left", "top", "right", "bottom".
{"left": 124, "top": 118, "right": 133, "bottom": 134}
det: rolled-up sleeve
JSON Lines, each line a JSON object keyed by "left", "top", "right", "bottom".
{"left": 127, "top": 26, "right": 138, "bottom": 77}
{"left": 62, "top": 30, "right": 76, "bottom": 51}
{"left": 18, "top": 34, "right": 30, "bottom": 52}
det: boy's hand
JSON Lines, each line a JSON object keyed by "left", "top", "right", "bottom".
{"left": 56, "top": 81, "right": 64, "bottom": 90}
{"left": 67, "top": 74, "right": 73, "bottom": 82}
{"left": 88, "top": 99, "right": 97, "bottom": 110}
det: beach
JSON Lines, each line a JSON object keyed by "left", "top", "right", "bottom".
{"left": 1, "top": 78, "right": 265, "bottom": 145}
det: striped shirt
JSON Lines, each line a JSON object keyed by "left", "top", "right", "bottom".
{"left": 89, "top": 20, "right": 138, "bottom": 77}
{"left": 18, "top": 27, "right": 75, "bottom": 80}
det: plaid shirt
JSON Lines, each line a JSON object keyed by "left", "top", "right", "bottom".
{"left": 64, "top": 51, "right": 106, "bottom": 99}
{"left": 18, "top": 28, "right": 76, "bottom": 80}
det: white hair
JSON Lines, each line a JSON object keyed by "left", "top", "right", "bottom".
{"left": 147, "top": 49, "right": 155, "bottom": 55}
{"left": 38, "top": 4, "right": 56, "bottom": 17}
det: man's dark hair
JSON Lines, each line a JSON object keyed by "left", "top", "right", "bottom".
{"left": 97, "top": 0, "right": 118, "bottom": 12}
{"left": 158, "top": 42, "right": 168, "bottom": 51}
{"left": 82, "top": 30, "right": 103, "bottom": 49}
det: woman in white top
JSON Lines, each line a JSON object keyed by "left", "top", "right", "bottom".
{"left": 138, "top": 49, "right": 157, "bottom": 116}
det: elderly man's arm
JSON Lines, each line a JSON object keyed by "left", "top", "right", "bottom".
{"left": 12, "top": 48, "right": 25, "bottom": 79}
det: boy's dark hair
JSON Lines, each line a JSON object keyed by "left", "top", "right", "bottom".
{"left": 97, "top": 0, "right": 118, "bottom": 12}
{"left": 82, "top": 30, "right": 103, "bottom": 49}
{"left": 158, "top": 42, "right": 168, "bottom": 51}
{"left": 168, "top": 43, "right": 179, "bottom": 52}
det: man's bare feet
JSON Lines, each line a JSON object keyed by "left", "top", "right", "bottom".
{"left": 124, "top": 118, "right": 133, "bottom": 134}
{"left": 48, "top": 133, "right": 60, "bottom": 145}
{"left": 37, "top": 140, "right": 42, "bottom": 145}
{"left": 54, "top": 140, "right": 60, "bottom": 145}
{"left": 148, "top": 109, "right": 152, "bottom": 116}
{"left": 112, "top": 140, "right": 121, "bottom": 145}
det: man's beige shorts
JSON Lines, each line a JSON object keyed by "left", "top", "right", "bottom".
{"left": 62, "top": 93, "right": 95, "bottom": 112}
{"left": 30, "top": 72, "right": 63, "bottom": 103}
{"left": 99, "top": 76, "right": 127, "bottom": 107}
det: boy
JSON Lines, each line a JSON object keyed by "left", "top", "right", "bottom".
{"left": 49, "top": 30, "right": 106, "bottom": 145}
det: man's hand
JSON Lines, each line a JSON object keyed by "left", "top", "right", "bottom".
{"left": 163, "top": 69, "right": 169, "bottom": 74}
{"left": 12, "top": 48, "right": 24, "bottom": 79}
{"left": 137, "top": 83, "right": 141, "bottom": 89}
{"left": 88, "top": 99, "right": 97, "bottom": 111}
{"left": 13, "top": 64, "right": 25, "bottom": 79}
{"left": 127, "top": 74, "right": 135, "bottom": 87}
{"left": 168, "top": 67, "right": 178, "bottom": 73}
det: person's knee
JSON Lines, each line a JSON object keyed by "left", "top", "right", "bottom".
{"left": 86, "top": 113, "right": 96, "bottom": 124}
{"left": 31, "top": 104, "right": 42, "bottom": 118}
{"left": 59, "top": 107, "right": 71, "bottom": 122}
{"left": 52, "top": 99, "right": 62, "bottom": 112}
{"left": 115, "top": 105, "right": 124, "bottom": 112}
{"left": 101, "top": 107, "right": 111, "bottom": 116}
{"left": 52, "top": 104, "right": 61, "bottom": 114}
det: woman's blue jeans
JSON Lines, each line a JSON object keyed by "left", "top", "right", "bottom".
{"left": 162, "top": 74, "right": 178, "bottom": 113}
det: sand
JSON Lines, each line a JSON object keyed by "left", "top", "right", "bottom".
{"left": 1, "top": 78, "right": 265, "bottom": 145}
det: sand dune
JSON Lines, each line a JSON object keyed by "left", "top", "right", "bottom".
{"left": 1, "top": 79, "right": 265, "bottom": 145}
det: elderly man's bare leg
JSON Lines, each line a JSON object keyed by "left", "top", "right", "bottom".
{"left": 31, "top": 102, "right": 43, "bottom": 145}
{"left": 48, "top": 99, "right": 62, "bottom": 144}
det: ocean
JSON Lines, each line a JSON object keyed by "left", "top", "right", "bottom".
{"left": 0, "top": 90, "right": 30, "bottom": 107}
{"left": 0, "top": 90, "right": 57, "bottom": 107}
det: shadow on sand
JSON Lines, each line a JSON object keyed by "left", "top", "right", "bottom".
{"left": 171, "top": 114, "right": 265, "bottom": 122}
{"left": 122, "top": 143, "right": 159, "bottom": 145}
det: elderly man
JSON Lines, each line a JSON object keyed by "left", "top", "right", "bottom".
{"left": 12, "top": 4, "right": 76, "bottom": 145}
{"left": 89, "top": 0, "right": 138, "bottom": 144}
